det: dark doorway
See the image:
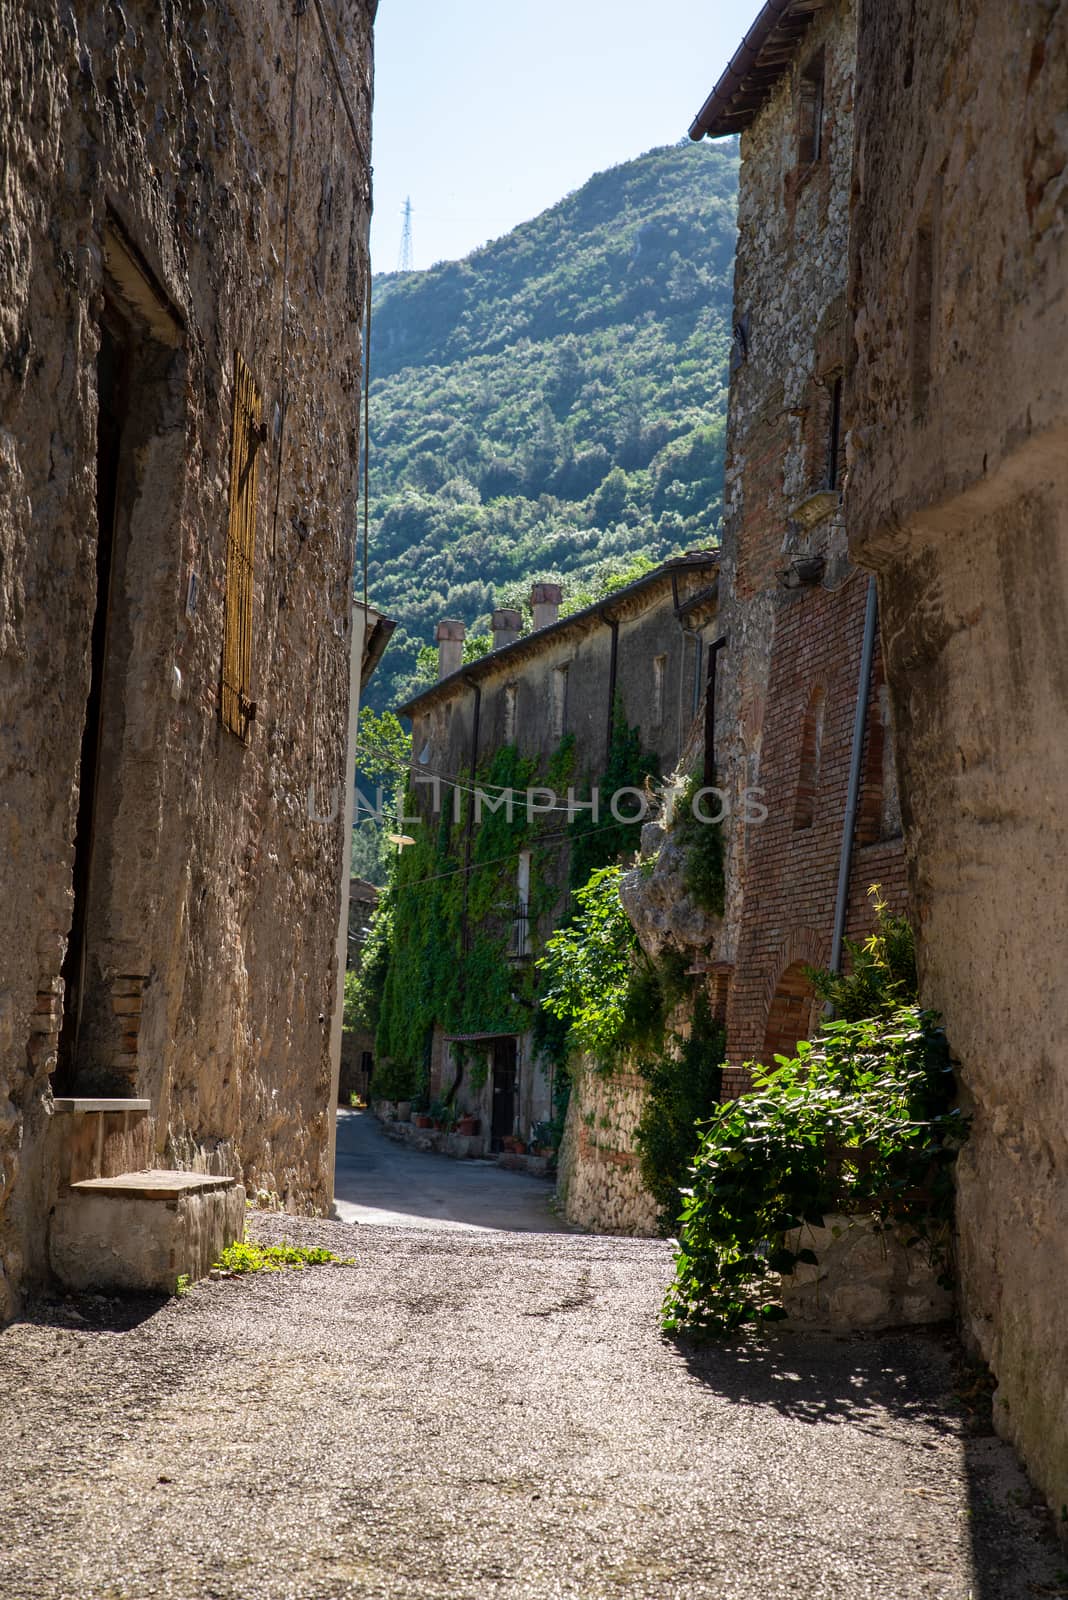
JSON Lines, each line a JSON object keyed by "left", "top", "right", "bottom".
{"left": 55, "top": 317, "right": 130, "bottom": 1092}
{"left": 490, "top": 1037, "right": 518, "bottom": 1152}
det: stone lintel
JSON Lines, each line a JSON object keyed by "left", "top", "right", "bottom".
{"left": 52, "top": 1098, "right": 152, "bottom": 1115}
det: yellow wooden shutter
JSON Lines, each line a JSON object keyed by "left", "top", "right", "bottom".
{"left": 221, "top": 352, "right": 262, "bottom": 741}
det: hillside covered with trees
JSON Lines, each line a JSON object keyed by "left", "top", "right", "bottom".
{"left": 363, "top": 138, "right": 738, "bottom": 713}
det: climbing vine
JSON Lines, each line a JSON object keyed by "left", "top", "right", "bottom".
{"left": 634, "top": 992, "right": 726, "bottom": 1233}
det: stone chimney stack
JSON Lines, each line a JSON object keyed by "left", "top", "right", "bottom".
{"left": 491, "top": 608, "right": 522, "bottom": 650}
{"left": 530, "top": 582, "right": 562, "bottom": 632}
{"left": 435, "top": 619, "right": 465, "bottom": 679}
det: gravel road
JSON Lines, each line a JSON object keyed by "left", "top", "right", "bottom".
{"left": 0, "top": 1211, "right": 1062, "bottom": 1600}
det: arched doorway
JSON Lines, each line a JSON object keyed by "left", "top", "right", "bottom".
{"left": 763, "top": 961, "right": 818, "bottom": 1063}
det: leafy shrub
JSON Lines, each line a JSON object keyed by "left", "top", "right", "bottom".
{"left": 537, "top": 866, "right": 660, "bottom": 1066}
{"left": 807, "top": 885, "right": 917, "bottom": 1019}
{"left": 671, "top": 774, "right": 725, "bottom": 917}
{"left": 635, "top": 992, "right": 725, "bottom": 1232}
{"left": 661, "top": 1007, "right": 966, "bottom": 1337}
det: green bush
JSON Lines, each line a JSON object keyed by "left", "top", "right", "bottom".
{"left": 671, "top": 774, "right": 725, "bottom": 917}
{"left": 807, "top": 885, "right": 917, "bottom": 1019}
{"left": 537, "top": 866, "right": 661, "bottom": 1066}
{"left": 635, "top": 992, "right": 725, "bottom": 1233}
{"left": 661, "top": 1007, "right": 966, "bottom": 1338}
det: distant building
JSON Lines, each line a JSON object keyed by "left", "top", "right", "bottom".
{"left": 340, "top": 877, "right": 381, "bottom": 1106}
{"left": 688, "top": 0, "right": 907, "bottom": 1088}
{"left": 384, "top": 557, "right": 719, "bottom": 1156}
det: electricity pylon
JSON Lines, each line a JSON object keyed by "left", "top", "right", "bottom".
{"left": 397, "top": 197, "right": 414, "bottom": 272}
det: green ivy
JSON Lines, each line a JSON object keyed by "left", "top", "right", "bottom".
{"left": 660, "top": 1007, "right": 967, "bottom": 1338}
{"left": 537, "top": 866, "right": 661, "bottom": 1067}
{"left": 635, "top": 992, "right": 725, "bottom": 1233}
{"left": 369, "top": 743, "right": 565, "bottom": 1102}
{"left": 671, "top": 773, "right": 725, "bottom": 917}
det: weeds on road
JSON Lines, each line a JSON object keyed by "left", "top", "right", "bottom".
{"left": 174, "top": 1235, "right": 354, "bottom": 1296}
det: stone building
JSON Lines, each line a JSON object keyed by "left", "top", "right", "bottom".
{"left": 387, "top": 556, "right": 718, "bottom": 1164}
{"left": 846, "top": 0, "right": 1068, "bottom": 1522}
{"left": 340, "top": 875, "right": 379, "bottom": 1105}
{"left": 0, "top": 0, "right": 378, "bottom": 1310}
{"left": 687, "top": 0, "right": 906, "bottom": 1088}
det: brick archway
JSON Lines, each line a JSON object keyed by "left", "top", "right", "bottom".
{"left": 762, "top": 961, "right": 820, "bottom": 1063}
{"left": 760, "top": 928, "right": 829, "bottom": 1065}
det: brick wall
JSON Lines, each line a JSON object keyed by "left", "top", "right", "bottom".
{"left": 708, "top": 0, "right": 907, "bottom": 1081}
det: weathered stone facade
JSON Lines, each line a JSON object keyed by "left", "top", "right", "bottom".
{"left": 394, "top": 558, "right": 719, "bottom": 1164}
{"left": 555, "top": 1058, "right": 660, "bottom": 1237}
{"left": 0, "top": 0, "right": 376, "bottom": 1314}
{"left": 847, "top": 0, "right": 1068, "bottom": 1520}
{"left": 691, "top": 0, "right": 907, "bottom": 1083}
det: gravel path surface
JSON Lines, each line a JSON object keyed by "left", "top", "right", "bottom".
{"left": 0, "top": 1213, "right": 1062, "bottom": 1600}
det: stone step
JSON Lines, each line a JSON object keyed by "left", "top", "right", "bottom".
{"left": 50, "top": 1169, "right": 245, "bottom": 1295}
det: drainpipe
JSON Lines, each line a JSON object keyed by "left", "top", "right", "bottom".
{"left": 829, "top": 577, "right": 878, "bottom": 973}
{"left": 602, "top": 609, "right": 620, "bottom": 760}
{"left": 703, "top": 635, "right": 728, "bottom": 787}
{"left": 452, "top": 675, "right": 482, "bottom": 1108}
{"left": 460, "top": 675, "right": 482, "bottom": 951}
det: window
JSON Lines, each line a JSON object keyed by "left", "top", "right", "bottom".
{"left": 503, "top": 683, "right": 517, "bottom": 744}
{"left": 794, "top": 684, "right": 826, "bottom": 830}
{"left": 221, "top": 351, "right": 263, "bottom": 741}
{"left": 825, "top": 373, "right": 844, "bottom": 490}
{"left": 652, "top": 654, "right": 667, "bottom": 726}
{"left": 511, "top": 848, "right": 532, "bottom": 959}
{"left": 798, "top": 50, "right": 825, "bottom": 166}
{"left": 551, "top": 664, "right": 569, "bottom": 739}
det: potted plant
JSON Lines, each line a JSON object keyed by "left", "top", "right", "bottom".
{"left": 457, "top": 1114, "right": 480, "bottom": 1137}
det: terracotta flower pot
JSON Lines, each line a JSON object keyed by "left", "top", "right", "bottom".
{"left": 457, "top": 1116, "right": 480, "bottom": 1136}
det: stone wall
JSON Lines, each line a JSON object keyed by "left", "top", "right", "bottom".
{"left": 0, "top": 0, "right": 375, "bottom": 1316}
{"left": 705, "top": 0, "right": 907, "bottom": 1078}
{"left": 556, "top": 1059, "right": 659, "bottom": 1237}
{"left": 847, "top": 0, "right": 1068, "bottom": 1517}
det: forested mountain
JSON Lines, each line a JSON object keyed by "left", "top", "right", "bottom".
{"left": 363, "top": 138, "right": 739, "bottom": 713}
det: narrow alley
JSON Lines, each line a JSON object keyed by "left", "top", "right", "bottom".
{"left": 333, "top": 1109, "right": 570, "bottom": 1234}
{"left": 0, "top": 1127, "right": 1061, "bottom": 1600}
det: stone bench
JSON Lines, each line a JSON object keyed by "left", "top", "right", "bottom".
{"left": 50, "top": 1170, "right": 245, "bottom": 1295}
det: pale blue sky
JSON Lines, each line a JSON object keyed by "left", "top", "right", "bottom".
{"left": 369, "top": 0, "right": 754, "bottom": 270}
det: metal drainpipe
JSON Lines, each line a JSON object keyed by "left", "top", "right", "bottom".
{"left": 452, "top": 676, "right": 482, "bottom": 1109}
{"left": 459, "top": 676, "right": 482, "bottom": 952}
{"left": 602, "top": 610, "right": 620, "bottom": 761}
{"left": 829, "top": 576, "right": 878, "bottom": 973}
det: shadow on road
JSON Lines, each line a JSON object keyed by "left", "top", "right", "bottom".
{"left": 15, "top": 1290, "right": 169, "bottom": 1334}
{"left": 671, "top": 1327, "right": 1066, "bottom": 1599}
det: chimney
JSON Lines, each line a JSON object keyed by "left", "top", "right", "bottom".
{"left": 435, "top": 618, "right": 465, "bottom": 679}
{"left": 530, "top": 582, "right": 562, "bottom": 632}
{"left": 491, "top": 608, "right": 522, "bottom": 650}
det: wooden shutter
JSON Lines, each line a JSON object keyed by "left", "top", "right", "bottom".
{"left": 221, "top": 352, "right": 262, "bottom": 741}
